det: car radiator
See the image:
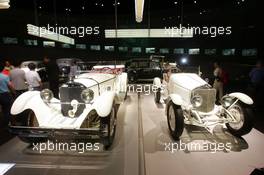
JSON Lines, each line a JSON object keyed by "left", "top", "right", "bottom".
{"left": 59, "top": 86, "right": 86, "bottom": 117}
{"left": 192, "top": 88, "right": 216, "bottom": 113}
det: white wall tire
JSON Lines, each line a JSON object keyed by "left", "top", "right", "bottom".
{"left": 226, "top": 102, "right": 253, "bottom": 136}
{"left": 100, "top": 105, "right": 117, "bottom": 150}
{"left": 18, "top": 110, "right": 47, "bottom": 144}
{"left": 154, "top": 88, "right": 161, "bottom": 103}
{"left": 166, "top": 101, "right": 184, "bottom": 140}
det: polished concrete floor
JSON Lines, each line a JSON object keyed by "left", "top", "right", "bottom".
{"left": 1, "top": 92, "right": 264, "bottom": 175}
{"left": 0, "top": 93, "right": 140, "bottom": 175}
{"left": 140, "top": 94, "right": 264, "bottom": 175}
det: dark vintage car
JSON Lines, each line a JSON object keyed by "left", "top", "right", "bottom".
{"left": 56, "top": 58, "right": 83, "bottom": 82}
{"left": 126, "top": 59, "right": 163, "bottom": 83}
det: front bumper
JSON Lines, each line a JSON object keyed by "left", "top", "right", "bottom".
{"left": 9, "top": 125, "right": 103, "bottom": 141}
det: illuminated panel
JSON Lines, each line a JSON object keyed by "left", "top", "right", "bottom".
{"left": 105, "top": 29, "right": 193, "bottom": 38}
{"left": 27, "top": 24, "right": 75, "bottom": 45}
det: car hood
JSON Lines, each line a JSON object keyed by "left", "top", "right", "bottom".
{"left": 170, "top": 73, "right": 208, "bottom": 91}
{"left": 74, "top": 73, "right": 116, "bottom": 87}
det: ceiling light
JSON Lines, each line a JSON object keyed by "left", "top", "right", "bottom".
{"left": 135, "top": 0, "right": 145, "bottom": 23}
{"left": 0, "top": 0, "right": 10, "bottom": 9}
{"left": 181, "top": 57, "right": 188, "bottom": 64}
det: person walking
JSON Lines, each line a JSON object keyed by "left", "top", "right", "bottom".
{"left": 0, "top": 62, "right": 15, "bottom": 127}
{"left": 25, "top": 63, "right": 42, "bottom": 91}
{"left": 9, "top": 61, "right": 27, "bottom": 97}
{"left": 213, "top": 62, "right": 223, "bottom": 103}
{"left": 43, "top": 56, "right": 59, "bottom": 98}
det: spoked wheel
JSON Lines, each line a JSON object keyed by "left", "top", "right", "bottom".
{"left": 166, "top": 101, "right": 184, "bottom": 140}
{"left": 100, "top": 105, "right": 117, "bottom": 150}
{"left": 18, "top": 110, "right": 47, "bottom": 143}
{"left": 27, "top": 110, "right": 39, "bottom": 127}
{"left": 226, "top": 102, "right": 253, "bottom": 136}
{"left": 154, "top": 88, "right": 161, "bottom": 103}
{"left": 81, "top": 110, "right": 100, "bottom": 128}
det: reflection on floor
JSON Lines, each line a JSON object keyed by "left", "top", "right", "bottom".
{"left": 0, "top": 93, "right": 139, "bottom": 175}
{"left": 140, "top": 93, "right": 264, "bottom": 175}
{"left": 0, "top": 91, "right": 264, "bottom": 175}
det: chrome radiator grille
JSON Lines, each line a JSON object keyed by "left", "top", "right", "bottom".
{"left": 59, "top": 85, "right": 85, "bottom": 117}
{"left": 192, "top": 88, "right": 216, "bottom": 113}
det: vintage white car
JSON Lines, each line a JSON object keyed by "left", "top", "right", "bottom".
{"left": 153, "top": 73, "right": 253, "bottom": 140}
{"left": 10, "top": 65, "right": 128, "bottom": 149}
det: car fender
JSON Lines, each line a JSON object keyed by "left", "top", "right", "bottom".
{"left": 93, "top": 91, "right": 115, "bottom": 117}
{"left": 229, "top": 92, "right": 253, "bottom": 105}
{"left": 169, "top": 94, "right": 183, "bottom": 106}
{"left": 10, "top": 91, "right": 62, "bottom": 126}
{"left": 11, "top": 91, "right": 39, "bottom": 115}
{"left": 153, "top": 77, "right": 162, "bottom": 89}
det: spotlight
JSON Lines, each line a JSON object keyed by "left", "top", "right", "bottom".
{"left": 181, "top": 57, "right": 188, "bottom": 64}
{"left": 135, "top": 0, "right": 145, "bottom": 23}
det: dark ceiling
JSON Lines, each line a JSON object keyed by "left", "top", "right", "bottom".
{"left": 10, "top": 0, "right": 256, "bottom": 16}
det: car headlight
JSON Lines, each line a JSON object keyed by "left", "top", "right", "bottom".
{"left": 81, "top": 89, "right": 94, "bottom": 103}
{"left": 40, "top": 89, "right": 54, "bottom": 103}
{"left": 222, "top": 96, "right": 233, "bottom": 108}
{"left": 191, "top": 95, "right": 203, "bottom": 108}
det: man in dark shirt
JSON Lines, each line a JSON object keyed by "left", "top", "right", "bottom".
{"left": 43, "top": 56, "right": 60, "bottom": 98}
{"left": 249, "top": 60, "right": 264, "bottom": 109}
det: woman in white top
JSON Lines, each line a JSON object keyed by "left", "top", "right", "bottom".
{"left": 25, "top": 63, "right": 42, "bottom": 91}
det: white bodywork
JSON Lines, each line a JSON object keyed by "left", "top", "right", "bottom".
{"left": 11, "top": 67, "right": 127, "bottom": 129}
{"left": 154, "top": 73, "right": 253, "bottom": 133}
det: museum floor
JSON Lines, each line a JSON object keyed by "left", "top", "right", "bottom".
{"left": 0, "top": 92, "right": 264, "bottom": 175}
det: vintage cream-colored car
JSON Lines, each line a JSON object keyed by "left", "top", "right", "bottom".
{"left": 153, "top": 73, "right": 253, "bottom": 140}
{"left": 10, "top": 65, "right": 127, "bottom": 149}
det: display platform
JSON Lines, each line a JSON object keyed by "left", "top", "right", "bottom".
{"left": 0, "top": 92, "right": 264, "bottom": 175}
{"left": 0, "top": 93, "right": 140, "bottom": 175}
{"left": 140, "top": 94, "right": 264, "bottom": 175}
